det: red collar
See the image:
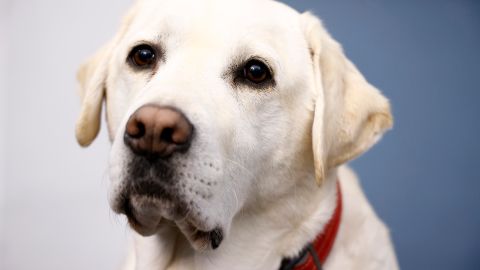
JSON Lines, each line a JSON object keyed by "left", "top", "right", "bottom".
{"left": 280, "top": 181, "right": 343, "bottom": 270}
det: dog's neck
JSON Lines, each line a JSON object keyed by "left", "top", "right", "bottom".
{"left": 132, "top": 169, "right": 339, "bottom": 270}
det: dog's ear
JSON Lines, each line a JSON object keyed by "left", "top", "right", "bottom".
{"left": 75, "top": 4, "right": 140, "bottom": 147}
{"left": 301, "top": 13, "right": 393, "bottom": 185}
{"left": 75, "top": 44, "right": 111, "bottom": 147}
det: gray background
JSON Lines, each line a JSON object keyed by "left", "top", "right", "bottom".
{"left": 0, "top": 0, "right": 132, "bottom": 269}
{"left": 1, "top": 0, "right": 479, "bottom": 269}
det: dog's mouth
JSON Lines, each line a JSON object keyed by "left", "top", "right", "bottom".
{"left": 115, "top": 182, "right": 223, "bottom": 250}
{"left": 121, "top": 194, "right": 176, "bottom": 236}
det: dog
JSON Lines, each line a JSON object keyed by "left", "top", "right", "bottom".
{"left": 75, "top": 0, "right": 399, "bottom": 269}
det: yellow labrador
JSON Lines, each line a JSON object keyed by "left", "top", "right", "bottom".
{"left": 76, "top": 0, "right": 398, "bottom": 269}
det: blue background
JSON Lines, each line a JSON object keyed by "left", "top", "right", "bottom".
{"left": 280, "top": 1, "right": 480, "bottom": 269}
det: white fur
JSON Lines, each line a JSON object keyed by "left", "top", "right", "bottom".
{"left": 76, "top": 0, "right": 398, "bottom": 269}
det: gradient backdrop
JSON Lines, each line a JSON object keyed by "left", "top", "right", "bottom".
{"left": 1, "top": 0, "right": 479, "bottom": 269}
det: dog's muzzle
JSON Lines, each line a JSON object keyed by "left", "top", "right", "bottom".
{"left": 114, "top": 104, "right": 223, "bottom": 249}
{"left": 118, "top": 104, "right": 195, "bottom": 234}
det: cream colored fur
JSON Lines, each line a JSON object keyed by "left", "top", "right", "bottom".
{"left": 76, "top": 0, "right": 398, "bottom": 269}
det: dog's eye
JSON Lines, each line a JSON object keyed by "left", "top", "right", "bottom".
{"left": 129, "top": 45, "right": 156, "bottom": 68}
{"left": 243, "top": 60, "right": 271, "bottom": 84}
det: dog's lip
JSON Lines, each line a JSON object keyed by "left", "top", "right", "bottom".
{"left": 115, "top": 181, "right": 186, "bottom": 230}
{"left": 122, "top": 194, "right": 165, "bottom": 236}
{"left": 113, "top": 177, "right": 225, "bottom": 248}
{"left": 117, "top": 193, "right": 224, "bottom": 249}
{"left": 176, "top": 220, "right": 224, "bottom": 250}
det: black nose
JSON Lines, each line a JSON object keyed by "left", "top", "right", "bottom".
{"left": 124, "top": 105, "right": 194, "bottom": 158}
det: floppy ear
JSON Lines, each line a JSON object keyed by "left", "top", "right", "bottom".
{"left": 301, "top": 13, "right": 393, "bottom": 185}
{"left": 75, "top": 45, "right": 111, "bottom": 147}
{"left": 75, "top": 3, "right": 140, "bottom": 147}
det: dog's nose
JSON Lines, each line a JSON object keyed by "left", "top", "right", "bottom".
{"left": 124, "top": 105, "right": 194, "bottom": 158}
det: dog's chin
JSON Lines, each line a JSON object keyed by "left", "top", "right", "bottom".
{"left": 118, "top": 194, "right": 224, "bottom": 250}
{"left": 176, "top": 219, "right": 224, "bottom": 251}
{"left": 122, "top": 195, "right": 171, "bottom": 236}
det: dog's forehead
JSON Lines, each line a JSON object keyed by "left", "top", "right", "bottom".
{"left": 125, "top": 0, "right": 303, "bottom": 50}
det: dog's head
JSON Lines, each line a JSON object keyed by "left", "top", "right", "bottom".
{"left": 75, "top": 0, "right": 392, "bottom": 251}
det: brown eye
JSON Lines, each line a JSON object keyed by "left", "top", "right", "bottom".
{"left": 243, "top": 60, "right": 271, "bottom": 84}
{"left": 129, "top": 45, "right": 156, "bottom": 67}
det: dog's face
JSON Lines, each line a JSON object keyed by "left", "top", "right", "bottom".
{"left": 76, "top": 0, "right": 392, "bottom": 251}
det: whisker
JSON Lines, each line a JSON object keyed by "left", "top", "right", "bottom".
{"left": 221, "top": 157, "right": 254, "bottom": 178}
